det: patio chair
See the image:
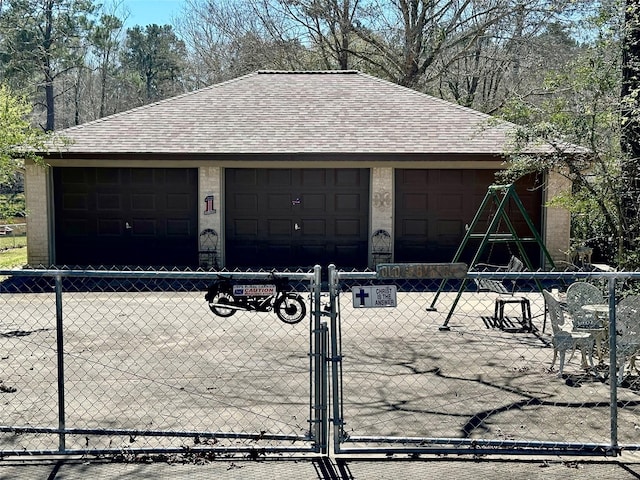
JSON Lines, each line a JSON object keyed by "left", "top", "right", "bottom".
{"left": 543, "top": 290, "right": 594, "bottom": 377}
{"left": 566, "top": 282, "right": 605, "bottom": 329}
{"left": 616, "top": 295, "right": 640, "bottom": 384}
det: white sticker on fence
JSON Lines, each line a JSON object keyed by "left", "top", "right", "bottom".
{"left": 233, "top": 284, "right": 277, "bottom": 297}
{"left": 352, "top": 285, "right": 397, "bottom": 308}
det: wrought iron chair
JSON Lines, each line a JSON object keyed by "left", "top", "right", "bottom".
{"left": 566, "top": 282, "right": 607, "bottom": 364}
{"left": 616, "top": 295, "right": 640, "bottom": 384}
{"left": 371, "top": 229, "right": 392, "bottom": 266}
{"left": 543, "top": 290, "right": 594, "bottom": 377}
{"left": 566, "top": 282, "right": 605, "bottom": 329}
{"left": 198, "top": 228, "right": 219, "bottom": 269}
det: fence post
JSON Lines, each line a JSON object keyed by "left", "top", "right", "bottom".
{"left": 311, "top": 264, "right": 328, "bottom": 453}
{"left": 327, "top": 264, "right": 344, "bottom": 454}
{"left": 608, "top": 276, "right": 619, "bottom": 455}
{"left": 55, "top": 275, "right": 66, "bottom": 453}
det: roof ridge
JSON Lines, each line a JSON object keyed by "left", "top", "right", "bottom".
{"left": 257, "top": 70, "right": 360, "bottom": 74}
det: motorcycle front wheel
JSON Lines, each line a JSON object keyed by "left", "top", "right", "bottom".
{"left": 274, "top": 293, "right": 306, "bottom": 324}
{"left": 208, "top": 292, "right": 237, "bottom": 317}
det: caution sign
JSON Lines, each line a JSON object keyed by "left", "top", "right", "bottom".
{"left": 233, "top": 284, "right": 277, "bottom": 297}
{"left": 352, "top": 285, "right": 397, "bottom": 308}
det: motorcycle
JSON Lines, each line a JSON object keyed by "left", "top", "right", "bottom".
{"left": 204, "top": 275, "right": 307, "bottom": 324}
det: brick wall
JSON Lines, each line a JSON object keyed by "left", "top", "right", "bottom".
{"left": 370, "top": 167, "right": 394, "bottom": 266}
{"left": 543, "top": 171, "right": 571, "bottom": 266}
{"left": 25, "top": 162, "right": 50, "bottom": 266}
{"left": 198, "top": 166, "right": 223, "bottom": 268}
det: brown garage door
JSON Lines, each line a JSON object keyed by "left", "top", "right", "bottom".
{"left": 225, "top": 168, "right": 369, "bottom": 269}
{"left": 395, "top": 169, "right": 542, "bottom": 267}
{"left": 53, "top": 167, "right": 198, "bottom": 268}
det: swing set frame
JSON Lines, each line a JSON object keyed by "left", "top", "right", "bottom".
{"left": 427, "top": 183, "right": 556, "bottom": 331}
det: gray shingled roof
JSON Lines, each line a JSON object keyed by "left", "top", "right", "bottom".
{"left": 52, "top": 70, "right": 527, "bottom": 155}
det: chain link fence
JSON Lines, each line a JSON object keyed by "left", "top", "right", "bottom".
{"left": 328, "top": 267, "right": 640, "bottom": 457}
{"left": 0, "top": 268, "right": 324, "bottom": 456}
{"left": 3, "top": 266, "right": 640, "bottom": 459}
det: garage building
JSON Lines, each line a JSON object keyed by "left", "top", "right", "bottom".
{"left": 26, "top": 70, "right": 569, "bottom": 270}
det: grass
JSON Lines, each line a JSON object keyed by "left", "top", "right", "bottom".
{"left": 0, "top": 234, "right": 26, "bottom": 250}
{"left": 0, "top": 246, "right": 27, "bottom": 268}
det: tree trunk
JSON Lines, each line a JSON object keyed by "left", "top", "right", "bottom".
{"left": 43, "top": 0, "right": 55, "bottom": 131}
{"left": 338, "top": 0, "right": 350, "bottom": 69}
{"left": 44, "top": 70, "right": 55, "bottom": 131}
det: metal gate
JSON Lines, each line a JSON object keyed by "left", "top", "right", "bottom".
{"left": 5, "top": 265, "right": 640, "bottom": 458}
{"left": 328, "top": 265, "right": 640, "bottom": 457}
{"left": 0, "top": 267, "right": 326, "bottom": 456}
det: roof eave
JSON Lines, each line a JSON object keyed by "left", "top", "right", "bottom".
{"left": 41, "top": 151, "right": 510, "bottom": 162}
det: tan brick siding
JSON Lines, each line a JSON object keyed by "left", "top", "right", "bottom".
{"left": 25, "top": 162, "right": 50, "bottom": 266}
{"left": 544, "top": 171, "right": 571, "bottom": 266}
{"left": 198, "top": 166, "right": 223, "bottom": 268}
{"left": 370, "top": 167, "right": 394, "bottom": 266}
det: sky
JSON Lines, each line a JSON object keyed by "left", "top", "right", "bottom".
{"left": 120, "top": 0, "right": 186, "bottom": 28}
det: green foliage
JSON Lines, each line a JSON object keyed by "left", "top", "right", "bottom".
{"left": 121, "top": 24, "right": 187, "bottom": 102}
{"left": 0, "top": 0, "right": 97, "bottom": 130}
{"left": 0, "top": 194, "right": 25, "bottom": 219}
{"left": 0, "top": 85, "right": 47, "bottom": 158}
{"left": 0, "top": 84, "right": 47, "bottom": 220}
{"left": 497, "top": 2, "right": 639, "bottom": 268}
